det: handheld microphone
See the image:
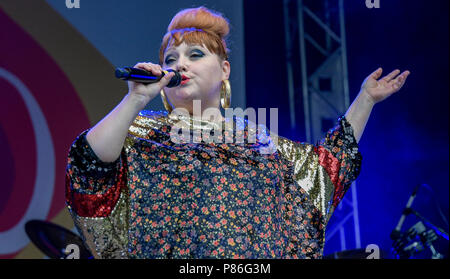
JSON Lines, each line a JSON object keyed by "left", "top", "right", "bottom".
{"left": 115, "top": 67, "right": 181, "bottom": 88}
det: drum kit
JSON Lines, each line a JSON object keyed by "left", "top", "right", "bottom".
{"left": 388, "top": 184, "right": 448, "bottom": 259}
{"left": 25, "top": 220, "right": 93, "bottom": 259}
{"left": 325, "top": 184, "right": 448, "bottom": 259}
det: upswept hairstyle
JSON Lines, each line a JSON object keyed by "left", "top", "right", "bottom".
{"left": 159, "top": 6, "right": 230, "bottom": 65}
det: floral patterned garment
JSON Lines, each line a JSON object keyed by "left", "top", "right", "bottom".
{"left": 65, "top": 110, "right": 362, "bottom": 259}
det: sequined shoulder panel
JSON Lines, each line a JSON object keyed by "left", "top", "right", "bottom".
{"left": 274, "top": 135, "right": 335, "bottom": 220}
{"left": 65, "top": 130, "right": 130, "bottom": 258}
{"left": 273, "top": 116, "right": 362, "bottom": 223}
{"left": 128, "top": 110, "right": 168, "bottom": 140}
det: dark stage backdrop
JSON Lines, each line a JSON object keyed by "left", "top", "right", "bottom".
{"left": 244, "top": 0, "right": 449, "bottom": 258}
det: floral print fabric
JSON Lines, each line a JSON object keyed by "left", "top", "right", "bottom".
{"left": 65, "top": 111, "right": 362, "bottom": 258}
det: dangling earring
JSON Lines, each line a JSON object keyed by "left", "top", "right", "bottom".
{"left": 220, "top": 80, "right": 231, "bottom": 109}
{"left": 160, "top": 89, "right": 173, "bottom": 113}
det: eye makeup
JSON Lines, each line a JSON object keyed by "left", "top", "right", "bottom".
{"left": 164, "top": 47, "right": 206, "bottom": 65}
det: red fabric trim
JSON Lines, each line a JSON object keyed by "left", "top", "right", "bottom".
{"left": 313, "top": 146, "right": 344, "bottom": 208}
{"left": 65, "top": 163, "right": 127, "bottom": 218}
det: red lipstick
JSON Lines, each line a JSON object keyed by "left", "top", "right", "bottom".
{"left": 181, "top": 74, "right": 190, "bottom": 85}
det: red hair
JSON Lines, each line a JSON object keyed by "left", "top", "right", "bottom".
{"left": 159, "top": 7, "right": 230, "bottom": 65}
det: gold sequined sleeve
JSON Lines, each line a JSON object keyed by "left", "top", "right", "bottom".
{"left": 65, "top": 130, "right": 130, "bottom": 258}
{"left": 64, "top": 111, "right": 167, "bottom": 258}
{"left": 276, "top": 116, "right": 362, "bottom": 224}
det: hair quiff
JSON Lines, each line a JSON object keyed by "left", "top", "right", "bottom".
{"left": 159, "top": 6, "right": 230, "bottom": 65}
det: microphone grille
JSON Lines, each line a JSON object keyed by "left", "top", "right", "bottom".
{"left": 115, "top": 67, "right": 131, "bottom": 79}
{"left": 166, "top": 70, "right": 181, "bottom": 87}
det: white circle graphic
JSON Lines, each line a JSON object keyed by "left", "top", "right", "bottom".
{"left": 0, "top": 68, "right": 55, "bottom": 254}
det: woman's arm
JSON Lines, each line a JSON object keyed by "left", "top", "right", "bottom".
{"left": 345, "top": 67, "right": 410, "bottom": 143}
{"left": 86, "top": 93, "right": 148, "bottom": 162}
{"left": 86, "top": 62, "right": 175, "bottom": 162}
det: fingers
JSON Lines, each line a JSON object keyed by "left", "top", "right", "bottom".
{"left": 382, "top": 69, "right": 401, "bottom": 82}
{"left": 391, "top": 70, "right": 410, "bottom": 90}
{"left": 133, "top": 62, "right": 176, "bottom": 88}
{"left": 370, "top": 67, "right": 383, "bottom": 79}
{"left": 134, "top": 62, "right": 163, "bottom": 76}
{"left": 160, "top": 71, "right": 175, "bottom": 87}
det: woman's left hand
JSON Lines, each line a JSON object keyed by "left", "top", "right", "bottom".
{"left": 360, "top": 67, "right": 410, "bottom": 104}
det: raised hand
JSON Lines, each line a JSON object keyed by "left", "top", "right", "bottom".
{"left": 360, "top": 68, "right": 410, "bottom": 104}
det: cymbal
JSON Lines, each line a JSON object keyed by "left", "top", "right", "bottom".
{"left": 25, "top": 220, "right": 93, "bottom": 259}
{"left": 323, "top": 248, "right": 389, "bottom": 259}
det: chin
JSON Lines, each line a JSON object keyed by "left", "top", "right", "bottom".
{"left": 174, "top": 88, "right": 200, "bottom": 100}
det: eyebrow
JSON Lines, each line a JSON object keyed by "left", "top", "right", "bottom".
{"left": 165, "top": 45, "right": 206, "bottom": 55}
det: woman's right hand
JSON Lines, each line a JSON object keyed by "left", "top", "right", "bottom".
{"left": 127, "top": 62, "right": 175, "bottom": 106}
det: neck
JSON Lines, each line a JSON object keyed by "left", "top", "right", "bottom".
{"left": 169, "top": 106, "right": 224, "bottom": 123}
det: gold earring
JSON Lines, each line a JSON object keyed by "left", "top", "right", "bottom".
{"left": 160, "top": 89, "right": 173, "bottom": 113}
{"left": 220, "top": 80, "right": 231, "bottom": 109}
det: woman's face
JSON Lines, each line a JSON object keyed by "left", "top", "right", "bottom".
{"left": 162, "top": 42, "right": 230, "bottom": 114}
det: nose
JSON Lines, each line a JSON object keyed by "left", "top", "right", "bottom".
{"left": 175, "top": 56, "right": 188, "bottom": 72}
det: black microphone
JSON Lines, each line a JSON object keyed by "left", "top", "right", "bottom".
{"left": 391, "top": 184, "right": 420, "bottom": 240}
{"left": 115, "top": 67, "right": 181, "bottom": 88}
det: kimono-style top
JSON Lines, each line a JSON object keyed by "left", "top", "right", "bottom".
{"left": 65, "top": 110, "right": 362, "bottom": 259}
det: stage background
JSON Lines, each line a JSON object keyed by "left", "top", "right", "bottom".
{"left": 243, "top": 0, "right": 449, "bottom": 258}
